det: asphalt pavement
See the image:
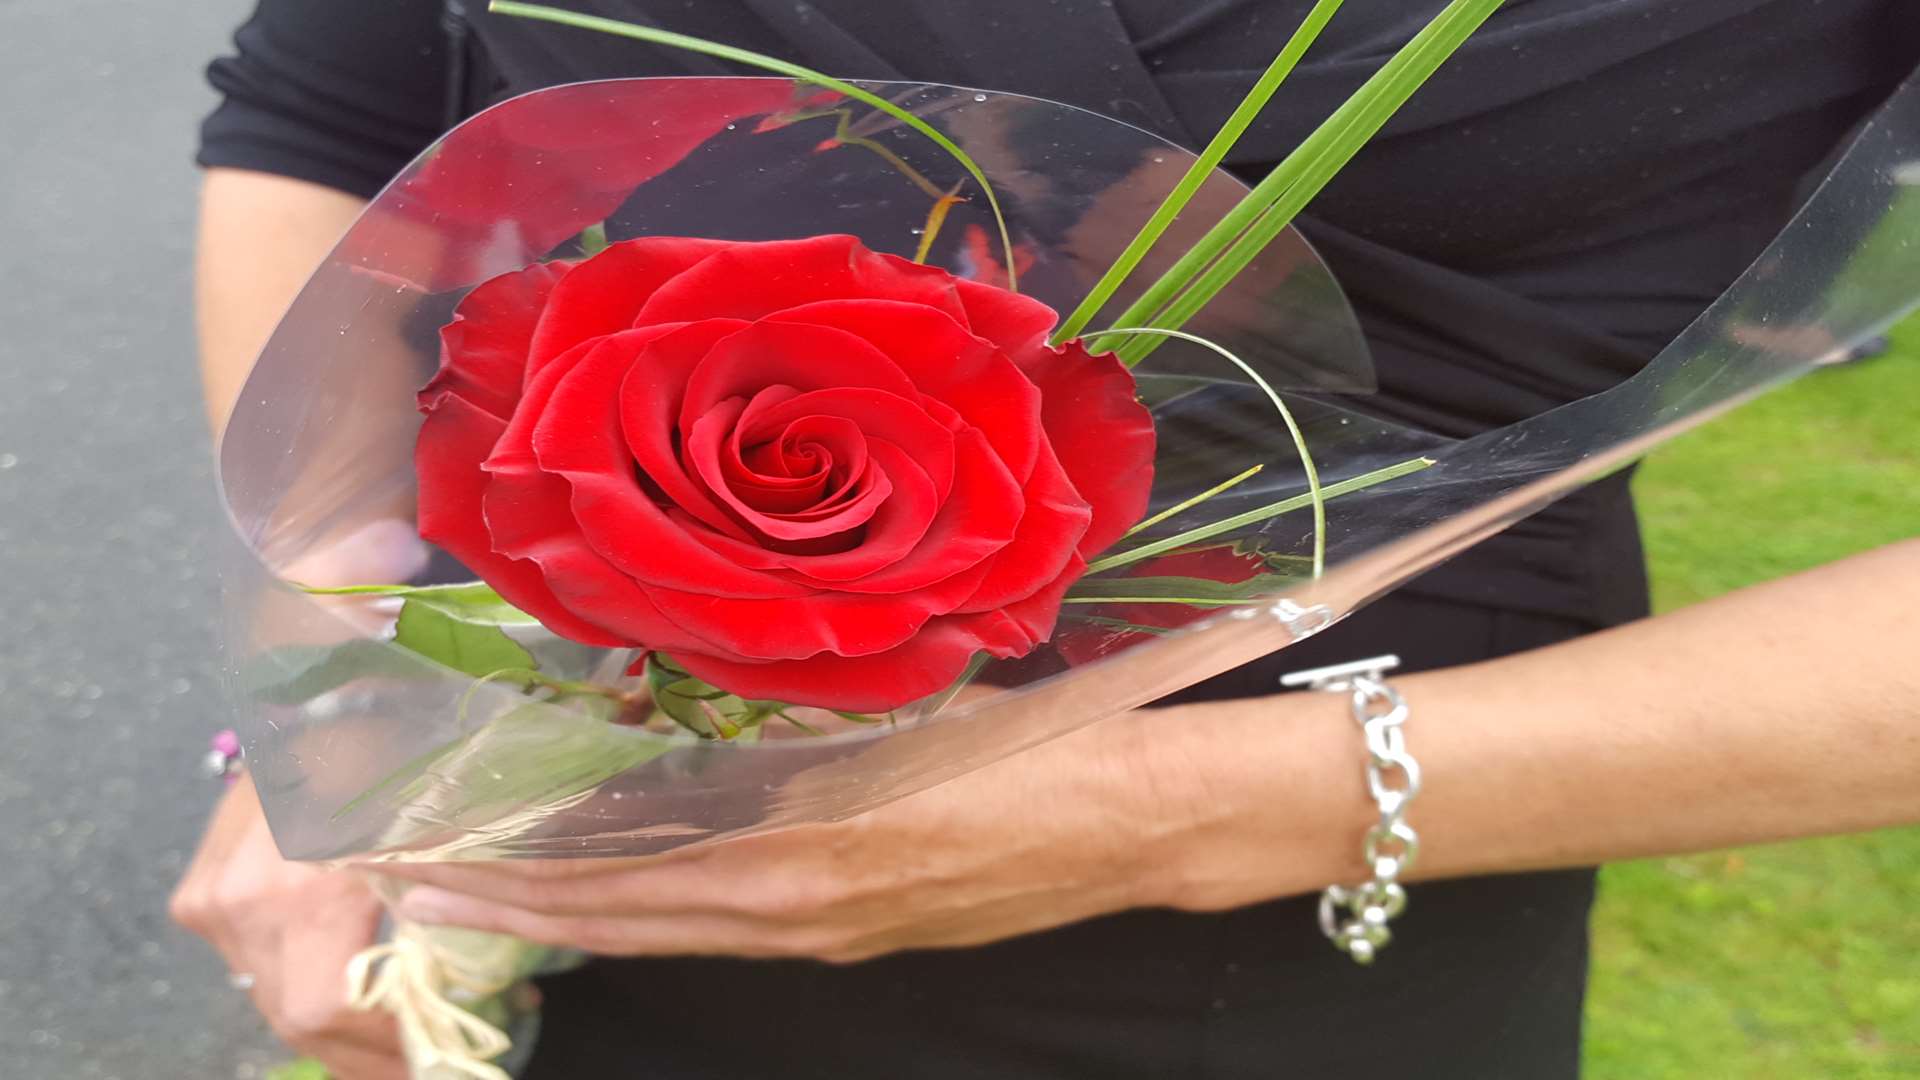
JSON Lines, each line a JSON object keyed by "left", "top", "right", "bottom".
{"left": 0, "top": 1, "right": 291, "bottom": 1075}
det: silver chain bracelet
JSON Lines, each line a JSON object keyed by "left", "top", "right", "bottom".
{"left": 1281, "top": 654, "right": 1420, "bottom": 965}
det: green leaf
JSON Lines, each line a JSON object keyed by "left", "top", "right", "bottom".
{"left": 577, "top": 220, "right": 610, "bottom": 257}
{"left": 488, "top": 0, "right": 1021, "bottom": 291}
{"left": 299, "top": 582, "right": 539, "bottom": 626}
{"left": 640, "top": 654, "right": 897, "bottom": 735}
{"left": 346, "top": 702, "right": 680, "bottom": 833}
{"left": 393, "top": 600, "right": 538, "bottom": 682}
{"left": 241, "top": 640, "right": 427, "bottom": 706}
{"left": 644, "top": 655, "right": 754, "bottom": 739}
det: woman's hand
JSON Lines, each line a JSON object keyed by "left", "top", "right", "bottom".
{"left": 170, "top": 779, "right": 405, "bottom": 1080}
{"left": 378, "top": 717, "right": 1199, "bottom": 964}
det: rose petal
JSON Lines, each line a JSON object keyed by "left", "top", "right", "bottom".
{"left": 639, "top": 552, "right": 998, "bottom": 662}
{"left": 414, "top": 393, "right": 625, "bottom": 647}
{"left": 954, "top": 553, "right": 1085, "bottom": 651}
{"left": 524, "top": 237, "right": 731, "bottom": 379}
{"left": 733, "top": 386, "right": 956, "bottom": 500}
{"left": 1015, "top": 342, "right": 1155, "bottom": 558}
{"left": 675, "top": 320, "right": 922, "bottom": 440}
{"left": 613, "top": 320, "right": 759, "bottom": 541}
{"left": 723, "top": 428, "right": 838, "bottom": 516}
{"left": 766, "top": 299, "right": 1042, "bottom": 483}
{"left": 425, "top": 259, "right": 572, "bottom": 420}
{"left": 953, "top": 438, "right": 1092, "bottom": 613}
{"left": 952, "top": 276, "right": 1060, "bottom": 359}
{"left": 684, "top": 398, "right": 892, "bottom": 542}
{"left": 669, "top": 616, "right": 992, "bottom": 712}
{"left": 634, "top": 234, "right": 968, "bottom": 326}
{"left": 818, "top": 428, "right": 1022, "bottom": 595}
{"left": 721, "top": 386, "right": 841, "bottom": 514}
{"left": 677, "top": 437, "right": 939, "bottom": 583}
{"left": 669, "top": 561, "right": 1071, "bottom": 711}
{"left": 478, "top": 334, "right": 723, "bottom": 651}
{"left": 531, "top": 328, "right": 809, "bottom": 599}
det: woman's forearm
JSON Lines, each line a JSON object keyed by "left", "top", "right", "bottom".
{"left": 196, "top": 167, "right": 366, "bottom": 434}
{"left": 197, "top": 166, "right": 424, "bottom": 536}
{"left": 1130, "top": 538, "right": 1920, "bottom": 911}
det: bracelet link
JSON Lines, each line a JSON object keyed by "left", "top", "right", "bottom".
{"left": 1283, "top": 654, "right": 1421, "bottom": 966}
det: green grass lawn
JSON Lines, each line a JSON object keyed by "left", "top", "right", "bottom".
{"left": 1586, "top": 323, "right": 1920, "bottom": 1079}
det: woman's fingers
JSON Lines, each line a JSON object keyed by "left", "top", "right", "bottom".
{"left": 172, "top": 778, "right": 405, "bottom": 1077}
{"left": 272, "top": 876, "right": 400, "bottom": 1064}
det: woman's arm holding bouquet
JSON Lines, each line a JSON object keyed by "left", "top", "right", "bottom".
{"left": 383, "top": 538, "right": 1920, "bottom": 961}
{"left": 1157, "top": 536, "right": 1920, "bottom": 913}
{"left": 174, "top": 168, "right": 408, "bottom": 1078}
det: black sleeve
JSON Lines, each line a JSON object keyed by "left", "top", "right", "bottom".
{"left": 197, "top": 0, "right": 453, "bottom": 198}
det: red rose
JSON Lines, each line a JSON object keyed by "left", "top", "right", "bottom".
{"left": 416, "top": 234, "right": 1155, "bottom": 710}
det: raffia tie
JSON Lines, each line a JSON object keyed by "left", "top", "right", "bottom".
{"left": 345, "top": 924, "right": 514, "bottom": 1080}
{"left": 346, "top": 788, "right": 601, "bottom": 1078}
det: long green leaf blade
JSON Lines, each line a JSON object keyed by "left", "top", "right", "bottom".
{"left": 1086, "top": 456, "right": 1433, "bottom": 575}
{"left": 1094, "top": 326, "right": 1327, "bottom": 576}
{"left": 1103, "top": 0, "right": 1504, "bottom": 361}
{"left": 1049, "top": 0, "right": 1346, "bottom": 345}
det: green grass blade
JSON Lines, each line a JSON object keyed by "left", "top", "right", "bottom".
{"left": 1097, "top": 327, "right": 1326, "bottom": 576}
{"left": 1049, "top": 0, "right": 1346, "bottom": 346}
{"left": 487, "top": 1, "right": 1020, "bottom": 291}
{"left": 1124, "top": 463, "right": 1264, "bottom": 538}
{"left": 1100, "top": 0, "right": 1504, "bottom": 361}
{"left": 1085, "top": 456, "right": 1433, "bottom": 575}
{"left": 1061, "top": 595, "right": 1256, "bottom": 606}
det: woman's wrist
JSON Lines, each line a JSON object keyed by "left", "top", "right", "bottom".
{"left": 1110, "top": 693, "right": 1367, "bottom": 913}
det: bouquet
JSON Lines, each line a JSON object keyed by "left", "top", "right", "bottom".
{"left": 214, "top": 3, "right": 1920, "bottom": 1075}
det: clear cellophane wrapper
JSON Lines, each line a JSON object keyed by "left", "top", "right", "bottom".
{"left": 215, "top": 78, "right": 1920, "bottom": 1076}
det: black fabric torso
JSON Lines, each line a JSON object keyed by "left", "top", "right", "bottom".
{"left": 198, "top": 3, "right": 1918, "bottom": 1075}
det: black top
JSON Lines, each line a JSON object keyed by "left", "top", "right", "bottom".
{"left": 199, "top": 4, "right": 1917, "bottom": 1077}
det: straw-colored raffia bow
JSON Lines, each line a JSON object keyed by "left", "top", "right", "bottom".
{"left": 345, "top": 923, "right": 514, "bottom": 1080}
{"left": 346, "top": 788, "right": 598, "bottom": 1077}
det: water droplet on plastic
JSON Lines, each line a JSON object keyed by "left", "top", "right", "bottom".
{"left": 972, "top": 93, "right": 988, "bottom": 103}
{"left": 0, "top": 453, "right": 16, "bottom": 469}
{"left": 726, "top": 123, "right": 737, "bottom": 130}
